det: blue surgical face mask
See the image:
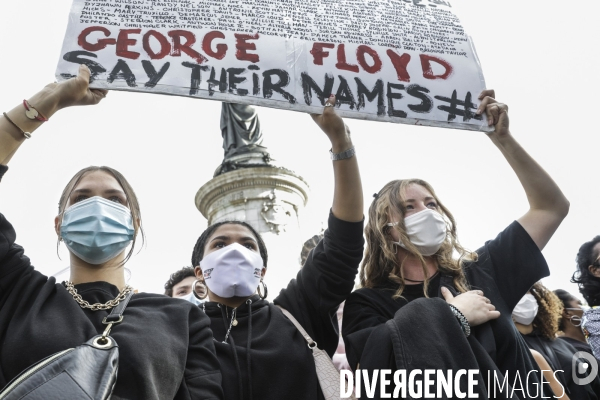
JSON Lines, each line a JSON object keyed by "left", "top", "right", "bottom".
{"left": 60, "top": 196, "right": 135, "bottom": 265}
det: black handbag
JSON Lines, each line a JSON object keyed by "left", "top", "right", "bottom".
{"left": 0, "top": 292, "right": 133, "bottom": 400}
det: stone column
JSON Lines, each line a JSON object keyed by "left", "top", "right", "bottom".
{"left": 196, "top": 166, "right": 310, "bottom": 297}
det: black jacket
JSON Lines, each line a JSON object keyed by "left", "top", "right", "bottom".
{"left": 557, "top": 336, "right": 600, "bottom": 365}
{"left": 523, "top": 332, "right": 600, "bottom": 399}
{"left": 204, "top": 212, "right": 364, "bottom": 400}
{"left": 359, "top": 297, "right": 503, "bottom": 399}
{"left": 343, "top": 221, "right": 555, "bottom": 399}
{"left": 0, "top": 166, "right": 223, "bottom": 400}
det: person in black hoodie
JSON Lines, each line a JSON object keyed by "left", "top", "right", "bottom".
{"left": 0, "top": 66, "right": 223, "bottom": 400}
{"left": 342, "top": 90, "right": 570, "bottom": 399}
{"left": 191, "top": 95, "right": 364, "bottom": 400}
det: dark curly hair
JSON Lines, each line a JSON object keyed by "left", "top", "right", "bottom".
{"left": 164, "top": 266, "right": 196, "bottom": 297}
{"left": 572, "top": 236, "right": 600, "bottom": 306}
{"left": 191, "top": 221, "right": 268, "bottom": 268}
{"left": 530, "top": 282, "right": 563, "bottom": 340}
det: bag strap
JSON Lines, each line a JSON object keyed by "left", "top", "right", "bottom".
{"left": 104, "top": 292, "right": 134, "bottom": 325}
{"left": 276, "top": 305, "right": 317, "bottom": 348}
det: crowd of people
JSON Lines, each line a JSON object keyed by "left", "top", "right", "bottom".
{"left": 1, "top": 65, "right": 600, "bottom": 399}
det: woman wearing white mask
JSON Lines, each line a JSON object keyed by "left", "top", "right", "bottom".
{"left": 191, "top": 95, "right": 365, "bottom": 400}
{"left": 514, "top": 283, "right": 600, "bottom": 399}
{"left": 342, "top": 90, "right": 570, "bottom": 398}
{"left": 0, "top": 66, "right": 223, "bottom": 399}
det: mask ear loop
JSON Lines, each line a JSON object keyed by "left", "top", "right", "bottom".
{"left": 192, "top": 279, "right": 208, "bottom": 300}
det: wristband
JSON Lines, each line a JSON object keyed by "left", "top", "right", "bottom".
{"left": 23, "top": 100, "right": 49, "bottom": 122}
{"left": 330, "top": 146, "right": 355, "bottom": 161}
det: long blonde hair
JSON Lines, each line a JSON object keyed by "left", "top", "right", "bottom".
{"left": 360, "top": 179, "right": 475, "bottom": 298}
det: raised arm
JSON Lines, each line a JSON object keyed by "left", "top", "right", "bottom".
{"left": 311, "top": 95, "right": 363, "bottom": 222}
{"left": 275, "top": 97, "right": 364, "bottom": 354}
{"left": 0, "top": 65, "right": 107, "bottom": 165}
{"left": 477, "top": 90, "right": 569, "bottom": 250}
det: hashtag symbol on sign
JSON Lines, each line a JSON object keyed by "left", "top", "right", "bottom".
{"left": 434, "top": 90, "right": 483, "bottom": 122}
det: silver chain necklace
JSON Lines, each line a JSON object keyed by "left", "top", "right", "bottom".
{"left": 222, "top": 308, "right": 237, "bottom": 343}
{"left": 213, "top": 304, "right": 238, "bottom": 343}
{"left": 64, "top": 281, "right": 133, "bottom": 311}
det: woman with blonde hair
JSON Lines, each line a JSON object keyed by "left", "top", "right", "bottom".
{"left": 342, "top": 90, "right": 570, "bottom": 398}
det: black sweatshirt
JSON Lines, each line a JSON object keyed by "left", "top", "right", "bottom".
{"left": 557, "top": 336, "right": 599, "bottom": 364}
{"left": 0, "top": 166, "right": 223, "bottom": 400}
{"left": 359, "top": 297, "right": 498, "bottom": 399}
{"left": 343, "top": 221, "right": 554, "bottom": 399}
{"left": 522, "top": 332, "right": 600, "bottom": 399}
{"left": 203, "top": 212, "right": 364, "bottom": 400}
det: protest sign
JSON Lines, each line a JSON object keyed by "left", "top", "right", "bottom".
{"left": 56, "top": 0, "right": 490, "bottom": 131}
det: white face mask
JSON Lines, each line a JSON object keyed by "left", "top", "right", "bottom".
{"left": 388, "top": 209, "right": 447, "bottom": 256}
{"left": 200, "top": 243, "right": 264, "bottom": 298}
{"left": 512, "top": 293, "right": 539, "bottom": 325}
{"left": 177, "top": 290, "right": 206, "bottom": 306}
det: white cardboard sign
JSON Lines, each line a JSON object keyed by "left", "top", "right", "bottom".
{"left": 56, "top": 0, "right": 489, "bottom": 131}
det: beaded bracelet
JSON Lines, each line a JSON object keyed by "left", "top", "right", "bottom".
{"left": 329, "top": 146, "right": 356, "bottom": 161}
{"left": 448, "top": 304, "right": 471, "bottom": 337}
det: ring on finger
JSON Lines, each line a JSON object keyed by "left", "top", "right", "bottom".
{"left": 324, "top": 102, "right": 334, "bottom": 107}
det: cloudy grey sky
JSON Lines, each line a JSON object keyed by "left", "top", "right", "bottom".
{"left": 0, "top": 0, "right": 598, "bottom": 300}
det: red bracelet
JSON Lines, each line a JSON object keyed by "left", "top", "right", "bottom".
{"left": 23, "top": 100, "right": 48, "bottom": 122}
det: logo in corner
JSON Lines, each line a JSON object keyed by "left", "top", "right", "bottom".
{"left": 573, "top": 351, "right": 598, "bottom": 385}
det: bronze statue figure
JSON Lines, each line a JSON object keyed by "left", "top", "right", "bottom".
{"left": 216, "top": 102, "right": 273, "bottom": 176}
{"left": 221, "top": 103, "right": 263, "bottom": 157}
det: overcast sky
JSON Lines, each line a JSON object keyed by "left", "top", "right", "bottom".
{"left": 0, "top": 0, "right": 598, "bottom": 301}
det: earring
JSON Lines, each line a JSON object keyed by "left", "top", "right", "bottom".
{"left": 192, "top": 280, "right": 208, "bottom": 300}
{"left": 570, "top": 315, "right": 582, "bottom": 327}
{"left": 257, "top": 280, "right": 268, "bottom": 300}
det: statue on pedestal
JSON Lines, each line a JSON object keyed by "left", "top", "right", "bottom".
{"left": 216, "top": 103, "right": 273, "bottom": 176}
{"left": 221, "top": 102, "right": 262, "bottom": 156}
